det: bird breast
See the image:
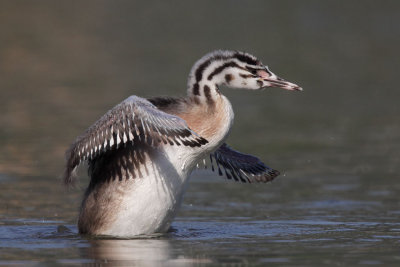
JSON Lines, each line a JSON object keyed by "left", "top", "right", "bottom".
{"left": 176, "top": 95, "right": 234, "bottom": 155}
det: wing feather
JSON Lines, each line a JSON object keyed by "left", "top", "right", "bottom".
{"left": 64, "top": 95, "right": 208, "bottom": 185}
{"left": 207, "top": 143, "right": 280, "bottom": 183}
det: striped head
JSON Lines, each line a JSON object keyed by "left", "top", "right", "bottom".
{"left": 187, "top": 50, "right": 302, "bottom": 99}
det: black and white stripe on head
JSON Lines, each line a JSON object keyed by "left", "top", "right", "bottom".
{"left": 233, "top": 52, "right": 262, "bottom": 66}
{"left": 187, "top": 50, "right": 269, "bottom": 102}
{"left": 187, "top": 49, "right": 302, "bottom": 102}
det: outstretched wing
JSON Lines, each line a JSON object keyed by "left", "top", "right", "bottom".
{"left": 206, "top": 143, "right": 279, "bottom": 183}
{"left": 64, "top": 95, "right": 208, "bottom": 185}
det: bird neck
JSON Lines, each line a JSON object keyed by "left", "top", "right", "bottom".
{"left": 187, "top": 56, "right": 228, "bottom": 105}
{"left": 187, "top": 82, "right": 221, "bottom": 106}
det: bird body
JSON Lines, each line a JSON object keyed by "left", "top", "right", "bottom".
{"left": 77, "top": 95, "right": 234, "bottom": 236}
{"left": 64, "top": 50, "right": 301, "bottom": 237}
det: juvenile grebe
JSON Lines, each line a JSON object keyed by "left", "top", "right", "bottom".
{"left": 64, "top": 50, "right": 302, "bottom": 237}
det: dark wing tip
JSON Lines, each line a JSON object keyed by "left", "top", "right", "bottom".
{"left": 270, "top": 169, "right": 280, "bottom": 177}
{"left": 63, "top": 146, "right": 79, "bottom": 187}
{"left": 209, "top": 143, "right": 281, "bottom": 184}
{"left": 262, "top": 168, "right": 280, "bottom": 183}
{"left": 198, "top": 137, "right": 209, "bottom": 145}
{"left": 63, "top": 164, "right": 76, "bottom": 187}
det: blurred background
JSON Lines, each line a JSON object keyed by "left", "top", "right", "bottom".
{"left": 0, "top": 0, "right": 399, "bottom": 265}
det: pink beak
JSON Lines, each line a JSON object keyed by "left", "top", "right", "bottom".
{"left": 257, "top": 70, "right": 303, "bottom": 91}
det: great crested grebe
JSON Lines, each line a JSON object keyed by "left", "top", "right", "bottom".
{"left": 64, "top": 50, "right": 302, "bottom": 237}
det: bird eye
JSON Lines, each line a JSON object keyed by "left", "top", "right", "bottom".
{"left": 246, "top": 67, "right": 258, "bottom": 76}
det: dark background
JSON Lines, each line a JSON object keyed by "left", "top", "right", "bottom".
{"left": 0, "top": 0, "right": 399, "bottom": 265}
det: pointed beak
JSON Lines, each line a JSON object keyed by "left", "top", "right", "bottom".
{"left": 264, "top": 76, "right": 303, "bottom": 91}
{"left": 257, "top": 70, "right": 303, "bottom": 91}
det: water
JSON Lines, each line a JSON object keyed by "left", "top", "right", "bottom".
{"left": 1, "top": 175, "right": 400, "bottom": 265}
{"left": 1, "top": 0, "right": 400, "bottom": 265}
